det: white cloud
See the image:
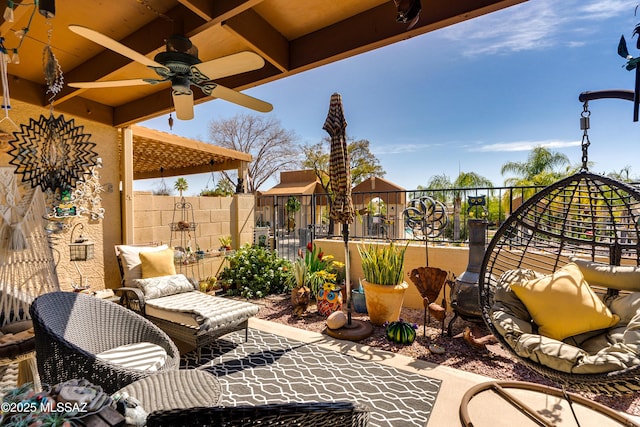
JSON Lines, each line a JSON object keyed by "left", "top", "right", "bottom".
{"left": 437, "top": 0, "right": 636, "bottom": 56}
{"left": 471, "top": 140, "right": 581, "bottom": 152}
{"left": 373, "top": 143, "right": 429, "bottom": 155}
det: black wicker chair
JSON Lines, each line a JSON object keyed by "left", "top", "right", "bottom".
{"left": 146, "top": 401, "right": 370, "bottom": 427}
{"left": 479, "top": 171, "right": 640, "bottom": 395}
{"left": 30, "top": 291, "right": 180, "bottom": 394}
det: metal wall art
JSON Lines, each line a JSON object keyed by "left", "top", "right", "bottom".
{"left": 7, "top": 113, "right": 99, "bottom": 198}
{"left": 72, "top": 157, "right": 106, "bottom": 221}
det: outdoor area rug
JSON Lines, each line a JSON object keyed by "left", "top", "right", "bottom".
{"left": 181, "top": 328, "right": 442, "bottom": 427}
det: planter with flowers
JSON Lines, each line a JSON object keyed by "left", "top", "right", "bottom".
{"left": 304, "top": 242, "right": 342, "bottom": 316}
{"left": 358, "top": 241, "right": 409, "bottom": 326}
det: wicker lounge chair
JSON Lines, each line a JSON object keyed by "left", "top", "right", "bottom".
{"left": 114, "top": 245, "right": 260, "bottom": 360}
{"left": 30, "top": 291, "right": 180, "bottom": 394}
{"left": 146, "top": 401, "right": 370, "bottom": 427}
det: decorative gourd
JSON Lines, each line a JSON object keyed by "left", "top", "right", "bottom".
{"left": 385, "top": 320, "right": 417, "bottom": 345}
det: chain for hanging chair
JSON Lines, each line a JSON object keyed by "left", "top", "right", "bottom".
{"left": 580, "top": 100, "right": 591, "bottom": 171}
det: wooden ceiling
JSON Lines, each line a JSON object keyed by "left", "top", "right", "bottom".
{"left": 3, "top": 0, "right": 525, "bottom": 128}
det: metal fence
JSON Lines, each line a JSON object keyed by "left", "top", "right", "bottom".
{"left": 255, "top": 182, "right": 640, "bottom": 261}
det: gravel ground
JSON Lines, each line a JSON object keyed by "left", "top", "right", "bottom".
{"left": 253, "top": 294, "right": 640, "bottom": 417}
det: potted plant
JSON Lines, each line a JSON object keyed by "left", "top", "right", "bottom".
{"left": 357, "top": 241, "right": 409, "bottom": 325}
{"left": 286, "top": 196, "right": 301, "bottom": 232}
{"left": 286, "top": 257, "right": 310, "bottom": 317}
{"left": 219, "top": 235, "right": 232, "bottom": 251}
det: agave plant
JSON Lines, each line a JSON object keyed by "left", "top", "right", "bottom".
{"left": 358, "top": 241, "right": 408, "bottom": 286}
{"left": 286, "top": 257, "right": 308, "bottom": 289}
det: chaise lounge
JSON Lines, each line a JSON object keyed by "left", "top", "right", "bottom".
{"left": 115, "top": 244, "right": 260, "bottom": 360}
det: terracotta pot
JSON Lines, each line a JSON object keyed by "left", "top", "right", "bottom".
{"left": 361, "top": 280, "right": 408, "bottom": 326}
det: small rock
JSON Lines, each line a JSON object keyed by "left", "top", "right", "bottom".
{"left": 326, "top": 311, "right": 347, "bottom": 329}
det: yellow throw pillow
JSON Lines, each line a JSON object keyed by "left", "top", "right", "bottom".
{"left": 139, "top": 248, "right": 176, "bottom": 278}
{"left": 509, "top": 263, "right": 619, "bottom": 341}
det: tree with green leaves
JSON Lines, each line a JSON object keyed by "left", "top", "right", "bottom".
{"left": 302, "top": 138, "right": 385, "bottom": 233}
{"left": 607, "top": 165, "right": 636, "bottom": 182}
{"left": 302, "top": 137, "right": 385, "bottom": 190}
{"left": 174, "top": 177, "right": 189, "bottom": 196}
{"left": 501, "top": 146, "right": 570, "bottom": 187}
{"left": 501, "top": 146, "right": 571, "bottom": 209}
{"left": 207, "top": 113, "right": 300, "bottom": 192}
{"left": 423, "top": 171, "right": 493, "bottom": 241}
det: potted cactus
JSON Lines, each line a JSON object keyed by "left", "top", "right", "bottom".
{"left": 357, "top": 241, "right": 409, "bottom": 325}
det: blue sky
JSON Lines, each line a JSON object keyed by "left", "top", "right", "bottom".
{"left": 139, "top": 0, "right": 640, "bottom": 195}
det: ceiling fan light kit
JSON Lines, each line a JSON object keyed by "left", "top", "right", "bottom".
{"left": 67, "top": 25, "right": 273, "bottom": 120}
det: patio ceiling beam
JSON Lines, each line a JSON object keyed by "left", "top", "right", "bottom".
{"left": 222, "top": 9, "right": 290, "bottom": 72}
{"left": 8, "top": 76, "right": 114, "bottom": 124}
{"left": 52, "top": 5, "right": 206, "bottom": 106}
{"left": 288, "top": 0, "right": 525, "bottom": 71}
{"left": 178, "top": 0, "right": 265, "bottom": 25}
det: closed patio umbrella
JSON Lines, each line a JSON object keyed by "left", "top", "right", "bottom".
{"left": 323, "top": 93, "right": 372, "bottom": 340}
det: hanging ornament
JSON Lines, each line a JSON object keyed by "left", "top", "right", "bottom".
{"left": 7, "top": 114, "right": 99, "bottom": 196}
{"left": 43, "top": 21, "right": 64, "bottom": 102}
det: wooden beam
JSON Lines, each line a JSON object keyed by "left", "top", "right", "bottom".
{"left": 222, "top": 9, "right": 290, "bottom": 72}
{"left": 289, "top": 0, "right": 525, "bottom": 71}
{"left": 121, "top": 127, "right": 135, "bottom": 244}
{"left": 134, "top": 159, "right": 243, "bottom": 180}
{"left": 179, "top": 0, "right": 264, "bottom": 25}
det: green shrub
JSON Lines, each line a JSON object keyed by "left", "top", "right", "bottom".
{"left": 218, "top": 244, "right": 292, "bottom": 299}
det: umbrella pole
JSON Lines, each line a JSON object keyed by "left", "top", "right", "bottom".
{"left": 342, "top": 222, "right": 352, "bottom": 325}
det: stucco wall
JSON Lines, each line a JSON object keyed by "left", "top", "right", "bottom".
{"left": 314, "top": 239, "right": 470, "bottom": 310}
{"left": 0, "top": 99, "right": 120, "bottom": 292}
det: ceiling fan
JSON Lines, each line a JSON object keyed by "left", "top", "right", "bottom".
{"left": 67, "top": 25, "right": 273, "bottom": 120}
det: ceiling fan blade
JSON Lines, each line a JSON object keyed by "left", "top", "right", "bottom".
{"left": 69, "top": 25, "right": 166, "bottom": 69}
{"left": 192, "top": 51, "right": 265, "bottom": 81}
{"left": 68, "top": 79, "right": 151, "bottom": 88}
{"left": 210, "top": 85, "right": 273, "bottom": 113}
{"left": 173, "top": 91, "right": 194, "bottom": 120}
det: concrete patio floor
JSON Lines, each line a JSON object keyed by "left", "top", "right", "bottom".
{"left": 248, "top": 318, "right": 640, "bottom": 427}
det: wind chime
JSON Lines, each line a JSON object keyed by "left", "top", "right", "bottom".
{"left": 5, "top": 2, "right": 99, "bottom": 220}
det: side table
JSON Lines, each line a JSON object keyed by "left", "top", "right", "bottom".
{"left": 116, "top": 369, "right": 221, "bottom": 414}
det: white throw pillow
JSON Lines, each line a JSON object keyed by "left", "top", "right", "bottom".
{"left": 132, "top": 274, "right": 195, "bottom": 300}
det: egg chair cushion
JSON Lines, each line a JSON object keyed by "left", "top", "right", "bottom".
{"left": 509, "top": 263, "right": 620, "bottom": 341}
{"left": 493, "top": 269, "right": 640, "bottom": 375}
{"left": 571, "top": 257, "right": 640, "bottom": 292}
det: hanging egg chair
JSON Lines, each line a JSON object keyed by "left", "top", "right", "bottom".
{"left": 479, "top": 97, "right": 640, "bottom": 396}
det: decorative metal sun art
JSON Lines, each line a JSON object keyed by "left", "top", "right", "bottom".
{"left": 7, "top": 113, "right": 99, "bottom": 197}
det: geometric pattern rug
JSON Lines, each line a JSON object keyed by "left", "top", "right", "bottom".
{"left": 181, "top": 329, "right": 441, "bottom": 427}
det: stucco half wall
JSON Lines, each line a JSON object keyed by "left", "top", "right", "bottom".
{"left": 314, "top": 239, "right": 471, "bottom": 310}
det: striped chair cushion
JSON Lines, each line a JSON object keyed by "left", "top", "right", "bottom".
{"left": 96, "top": 342, "right": 167, "bottom": 372}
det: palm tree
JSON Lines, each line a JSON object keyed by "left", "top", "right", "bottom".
{"left": 451, "top": 172, "right": 493, "bottom": 241}
{"left": 425, "top": 172, "right": 493, "bottom": 241}
{"left": 608, "top": 165, "right": 634, "bottom": 182}
{"left": 501, "top": 146, "right": 570, "bottom": 187}
{"left": 501, "top": 146, "right": 570, "bottom": 210}
{"left": 174, "top": 177, "right": 189, "bottom": 197}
